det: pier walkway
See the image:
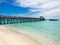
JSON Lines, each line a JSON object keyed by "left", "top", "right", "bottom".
{"left": 0, "top": 15, "right": 43, "bottom": 25}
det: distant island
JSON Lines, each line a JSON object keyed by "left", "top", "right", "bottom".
{"left": 49, "top": 19, "right": 58, "bottom": 21}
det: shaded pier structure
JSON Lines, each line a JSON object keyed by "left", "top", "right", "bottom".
{"left": 0, "top": 15, "right": 45, "bottom": 25}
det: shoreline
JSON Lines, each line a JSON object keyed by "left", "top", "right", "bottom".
{"left": 0, "top": 25, "right": 40, "bottom": 45}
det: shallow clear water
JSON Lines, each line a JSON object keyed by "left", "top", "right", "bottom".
{"left": 7, "top": 21, "right": 60, "bottom": 45}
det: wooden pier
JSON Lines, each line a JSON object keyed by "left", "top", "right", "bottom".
{"left": 0, "top": 15, "right": 45, "bottom": 25}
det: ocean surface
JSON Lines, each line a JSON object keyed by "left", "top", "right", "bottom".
{"left": 6, "top": 21, "right": 60, "bottom": 45}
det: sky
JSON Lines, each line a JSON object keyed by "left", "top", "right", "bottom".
{"left": 0, "top": 0, "right": 60, "bottom": 19}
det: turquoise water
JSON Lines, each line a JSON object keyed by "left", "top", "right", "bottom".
{"left": 7, "top": 21, "right": 60, "bottom": 45}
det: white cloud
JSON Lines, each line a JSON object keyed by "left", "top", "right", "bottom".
{"left": 41, "top": 7, "right": 60, "bottom": 16}
{"left": 37, "top": 1, "right": 60, "bottom": 10}
{"left": 30, "top": 7, "right": 60, "bottom": 18}
{"left": 15, "top": 0, "right": 60, "bottom": 18}
{"left": 15, "top": 0, "right": 53, "bottom": 7}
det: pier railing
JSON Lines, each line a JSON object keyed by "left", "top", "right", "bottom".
{"left": 0, "top": 15, "right": 42, "bottom": 25}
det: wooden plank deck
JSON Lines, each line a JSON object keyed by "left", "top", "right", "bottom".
{"left": 0, "top": 15, "right": 41, "bottom": 25}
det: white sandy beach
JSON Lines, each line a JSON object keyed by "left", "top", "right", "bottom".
{"left": 0, "top": 25, "right": 40, "bottom": 45}
{"left": 0, "top": 24, "right": 60, "bottom": 45}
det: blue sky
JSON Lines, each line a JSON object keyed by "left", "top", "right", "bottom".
{"left": 0, "top": 0, "right": 60, "bottom": 19}
{"left": 0, "top": 2, "right": 30, "bottom": 15}
{"left": 0, "top": 0, "right": 31, "bottom": 16}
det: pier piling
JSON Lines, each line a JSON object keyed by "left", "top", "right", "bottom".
{"left": 0, "top": 15, "right": 45, "bottom": 25}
